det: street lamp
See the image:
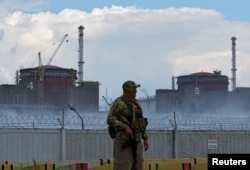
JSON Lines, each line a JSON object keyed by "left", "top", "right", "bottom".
{"left": 68, "top": 104, "right": 84, "bottom": 130}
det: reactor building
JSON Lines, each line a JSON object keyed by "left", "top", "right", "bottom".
{"left": 0, "top": 26, "right": 99, "bottom": 113}
{"left": 140, "top": 37, "right": 250, "bottom": 114}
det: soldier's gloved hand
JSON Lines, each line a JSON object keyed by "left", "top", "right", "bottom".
{"left": 124, "top": 125, "right": 133, "bottom": 139}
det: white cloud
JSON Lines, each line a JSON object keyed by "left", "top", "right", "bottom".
{"left": 0, "top": 6, "right": 250, "bottom": 105}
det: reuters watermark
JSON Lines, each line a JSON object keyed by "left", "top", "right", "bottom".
{"left": 208, "top": 154, "right": 250, "bottom": 170}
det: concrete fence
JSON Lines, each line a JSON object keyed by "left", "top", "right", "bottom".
{"left": 0, "top": 128, "right": 250, "bottom": 161}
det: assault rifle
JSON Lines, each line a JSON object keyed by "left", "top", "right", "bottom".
{"left": 121, "top": 103, "right": 138, "bottom": 169}
{"left": 122, "top": 129, "right": 137, "bottom": 169}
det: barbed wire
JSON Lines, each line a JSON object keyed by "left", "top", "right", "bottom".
{"left": 1, "top": 104, "right": 250, "bottom": 130}
{"left": 1, "top": 111, "right": 250, "bottom": 130}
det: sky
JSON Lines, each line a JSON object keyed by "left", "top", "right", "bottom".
{"left": 1, "top": 0, "right": 250, "bottom": 107}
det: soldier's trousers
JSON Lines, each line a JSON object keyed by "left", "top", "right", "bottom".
{"left": 113, "top": 139, "right": 143, "bottom": 170}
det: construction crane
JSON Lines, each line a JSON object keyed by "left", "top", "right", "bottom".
{"left": 47, "top": 33, "right": 68, "bottom": 65}
{"left": 37, "top": 34, "right": 68, "bottom": 107}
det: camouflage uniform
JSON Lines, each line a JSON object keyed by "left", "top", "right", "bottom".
{"left": 107, "top": 81, "right": 148, "bottom": 170}
{"left": 107, "top": 96, "right": 148, "bottom": 142}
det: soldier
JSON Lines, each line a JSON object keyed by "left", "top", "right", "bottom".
{"left": 107, "top": 80, "right": 149, "bottom": 170}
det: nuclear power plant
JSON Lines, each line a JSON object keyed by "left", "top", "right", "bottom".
{"left": 0, "top": 31, "right": 249, "bottom": 115}
{"left": 0, "top": 26, "right": 99, "bottom": 113}
{"left": 140, "top": 36, "right": 250, "bottom": 114}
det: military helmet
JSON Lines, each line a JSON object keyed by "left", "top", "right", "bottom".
{"left": 122, "top": 80, "right": 141, "bottom": 90}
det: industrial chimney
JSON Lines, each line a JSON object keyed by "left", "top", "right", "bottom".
{"left": 231, "top": 36, "right": 237, "bottom": 91}
{"left": 78, "top": 25, "right": 85, "bottom": 83}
